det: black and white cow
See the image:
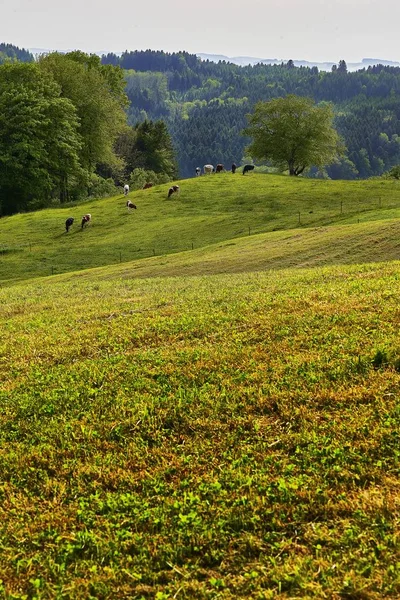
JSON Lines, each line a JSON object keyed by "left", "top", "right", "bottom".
{"left": 167, "top": 185, "right": 180, "bottom": 198}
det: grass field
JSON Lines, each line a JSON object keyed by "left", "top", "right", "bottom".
{"left": 1, "top": 173, "right": 400, "bottom": 282}
{"left": 1, "top": 174, "right": 400, "bottom": 598}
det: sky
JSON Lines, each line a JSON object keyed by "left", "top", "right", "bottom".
{"left": 1, "top": 0, "right": 399, "bottom": 63}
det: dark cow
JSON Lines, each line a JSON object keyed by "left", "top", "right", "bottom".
{"left": 243, "top": 164, "right": 255, "bottom": 175}
{"left": 127, "top": 200, "right": 137, "bottom": 210}
{"left": 143, "top": 182, "right": 153, "bottom": 189}
{"left": 81, "top": 214, "right": 91, "bottom": 229}
{"left": 231, "top": 163, "right": 237, "bottom": 174}
{"left": 195, "top": 167, "right": 201, "bottom": 177}
{"left": 65, "top": 217, "right": 74, "bottom": 233}
{"left": 167, "top": 185, "right": 180, "bottom": 198}
{"left": 216, "top": 164, "right": 224, "bottom": 173}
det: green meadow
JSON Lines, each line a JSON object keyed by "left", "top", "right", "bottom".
{"left": 1, "top": 173, "right": 400, "bottom": 282}
{"left": 1, "top": 174, "right": 400, "bottom": 599}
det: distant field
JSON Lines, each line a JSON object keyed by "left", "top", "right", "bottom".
{"left": 1, "top": 173, "right": 400, "bottom": 281}
{"left": 1, "top": 262, "right": 400, "bottom": 598}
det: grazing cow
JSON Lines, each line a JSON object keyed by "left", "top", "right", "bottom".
{"left": 127, "top": 200, "right": 137, "bottom": 210}
{"left": 143, "top": 182, "right": 153, "bottom": 189}
{"left": 231, "top": 163, "right": 237, "bottom": 174}
{"left": 195, "top": 167, "right": 201, "bottom": 177}
{"left": 243, "top": 164, "right": 255, "bottom": 175}
{"left": 216, "top": 164, "right": 224, "bottom": 173}
{"left": 124, "top": 184, "right": 130, "bottom": 196}
{"left": 65, "top": 217, "right": 74, "bottom": 233}
{"left": 203, "top": 164, "right": 214, "bottom": 174}
{"left": 81, "top": 214, "right": 91, "bottom": 229}
{"left": 167, "top": 184, "right": 180, "bottom": 199}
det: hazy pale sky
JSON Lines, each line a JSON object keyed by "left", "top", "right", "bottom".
{"left": 1, "top": 0, "right": 398, "bottom": 62}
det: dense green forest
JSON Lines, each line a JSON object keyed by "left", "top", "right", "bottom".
{"left": 0, "top": 47, "right": 177, "bottom": 215}
{"left": 0, "top": 43, "right": 33, "bottom": 65}
{"left": 103, "top": 50, "right": 400, "bottom": 179}
{"left": 3, "top": 43, "right": 400, "bottom": 184}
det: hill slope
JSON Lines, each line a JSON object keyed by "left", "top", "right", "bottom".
{"left": 1, "top": 173, "right": 400, "bottom": 283}
{"left": 1, "top": 260, "right": 400, "bottom": 598}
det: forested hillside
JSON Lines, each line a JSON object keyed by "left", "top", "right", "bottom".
{"left": 0, "top": 43, "right": 33, "bottom": 64}
{"left": 102, "top": 50, "right": 400, "bottom": 179}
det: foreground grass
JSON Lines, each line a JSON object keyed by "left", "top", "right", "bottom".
{"left": 1, "top": 173, "right": 400, "bottom": 282}
{"left": 1, "top": 261, "right": 400, "bottom": 598}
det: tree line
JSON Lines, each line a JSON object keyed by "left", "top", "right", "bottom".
{"left": 0, "top": 47, "right": 177, "bottom": 215}
{"left": 102, "top": 50, "right": 400, "bottom": 179}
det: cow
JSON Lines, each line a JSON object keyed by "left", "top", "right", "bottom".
{"left": 231, "top": 163, "right": 237, "bottom": 174}
{"left": 81, "top": 214, "right": 91, "bottom": 229}
{"left": 127, "top": 200, "right": 137, "bottom": 210}
{"left": 243, "top": 164, "right": 255, "bottom": 175}
{"left": 195, "top": 167, "right": 201, "bottom": 177}
{"left": 216, "top": 164, "right": 224, "bottom": 173}
{"left": 167, "top": 185, "right": 180, "bottom": 199}
{"left": 124, "top": 184, "right": 130, "bottom": 196}
{"left": 203, "top": 164, "right": 214, "bottom": 174}
{"left": 65, "top": 217, "right": 74, "bottom": 233}
{"left": 143, "top": 182, "right": 153, "bottom": 189}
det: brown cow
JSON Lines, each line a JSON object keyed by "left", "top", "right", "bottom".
{"left": 216, "top": 164, "right": 224, "bottom": 173}
{"left": 81, "top": 214, "right": 91, "bottom": 229}
{"left": 143, "top": 182, "right": 153, "bottom": 189}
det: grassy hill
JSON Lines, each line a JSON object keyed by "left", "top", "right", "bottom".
{"left": 2, "top": 260, "right": 400, "bottom": 598}
{"left": 1, "top": 173, "right": 400, "bottom": 282}
{"left": 2, "top": 174, "right": 400, "bottom": 598}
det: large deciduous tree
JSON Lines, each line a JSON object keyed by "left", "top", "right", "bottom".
{"left": 244, "top": 95, "right": 344, "bottom": 176}
{"left": 38, "top": 52, "right": 128, "bottom": 173}
{"left": 0, "top": 63, "right": 83, "bottom": 214}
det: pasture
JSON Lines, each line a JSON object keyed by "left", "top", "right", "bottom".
{"left": 1, "top": 261, "right": 400, "bottom": 598}
{"left": 1, "top": 173, "right": 400, "bottom": 282}
{"left": 1, "top": 173, "right": 400, "bottom": 598}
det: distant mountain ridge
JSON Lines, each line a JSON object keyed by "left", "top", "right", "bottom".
{"left": 25, "top": 48, "right": 400, "bottom": 72}
{"left": 197, "top": 53, "right": 400, "bottom": 72}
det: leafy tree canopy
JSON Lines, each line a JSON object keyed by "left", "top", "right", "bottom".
{"left": 244, "top": 95, "right": 345, "bottom": 176}
{"left": 0, "top": 63, "right": 83, "bottom": 214}
{"left": 116, "top": 121, "right": 178, "bottom": 181}
{"left": 38, "top": 52, "right": 128, "bottom": 172}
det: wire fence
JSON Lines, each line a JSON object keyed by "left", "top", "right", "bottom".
{"left": 1, "top": 196, "right": 399, "bottom": 278}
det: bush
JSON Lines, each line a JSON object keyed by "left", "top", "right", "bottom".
{"left": 384, "top": 165, "right": 400, "bottom": 180}
{"left": 88, "top": 174, "right": 118, "bottom": 199}
{"left": 128, "top": 168, "right": 171, "bottom": 191}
